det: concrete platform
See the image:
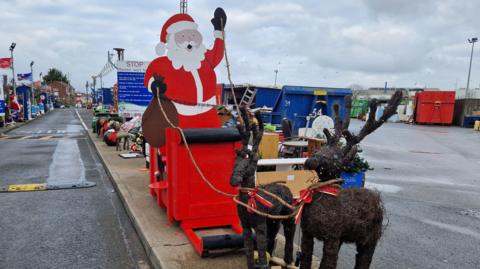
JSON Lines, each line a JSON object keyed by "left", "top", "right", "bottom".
{"left": 84, "top": 130, "right": 248, "bottom": 268}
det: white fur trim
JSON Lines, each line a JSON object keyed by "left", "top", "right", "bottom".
{"left": 166, "top": 21, "right": 198, "bottom": 34}
{"left": 147, "top": 76, "right": 155, "bottom": 93}
{"left": 191, "top": 70, "right": 203, "bottom": 103}
{"left": 155, "top": 42, "right": 166, "bottom": 56}
{"left": 172, "top": 96, "right": 216, "bottom": 116}
{"left": 213, "top": 30, "right": 224, "bottom": 40}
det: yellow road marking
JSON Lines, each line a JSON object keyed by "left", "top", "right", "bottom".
{"left": 8, "top": 183, "right": 47, "bottom": 192}
{"left": 40, "top": 135, "right": 53, "bottom": 140}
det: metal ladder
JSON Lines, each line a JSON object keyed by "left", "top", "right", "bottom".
{"left": 239, "top": 86, "right": 257, "bottom": 107}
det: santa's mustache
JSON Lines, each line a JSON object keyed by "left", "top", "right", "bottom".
{"left": 177, "top": 41, "right": 198, "bottom": 51}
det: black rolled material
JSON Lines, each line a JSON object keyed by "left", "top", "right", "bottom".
{"left": 181, "top": 128, "right": 241, "bottom": 144}
{"left": 201, "top": 234, "right": 244, "bottom": 256}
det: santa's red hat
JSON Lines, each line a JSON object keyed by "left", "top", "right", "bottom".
{"left": 155, "top": 13, "right": 198, "bottom": 56}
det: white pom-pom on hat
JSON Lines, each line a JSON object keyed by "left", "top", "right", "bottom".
{"left": 155, "top": 42, "right": 166, "bottom": 56}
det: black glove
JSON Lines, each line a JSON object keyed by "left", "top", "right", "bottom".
{"left": 151, "top": 73, "right": 167, "bottom": 98}
{"left": 211, "top": 7, "right": 227, "bottom": 31}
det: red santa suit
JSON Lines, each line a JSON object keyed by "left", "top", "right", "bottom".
{"left": 144, "top": 13, "right": 224, "bottom": 129}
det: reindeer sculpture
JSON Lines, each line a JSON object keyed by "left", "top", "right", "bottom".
{"left": 299, "top": 91, "right": 403, "bottom": 269}
{"left": 230, "top": 107, "right": 296, "bottom": 269}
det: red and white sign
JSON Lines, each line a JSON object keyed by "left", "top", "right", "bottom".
{"left": 0, "top": 58, "right": 12, "bottom": 69}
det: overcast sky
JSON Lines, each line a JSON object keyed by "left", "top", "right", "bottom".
{"left": 1, "top": 0, "right": 479, "bottom": 91}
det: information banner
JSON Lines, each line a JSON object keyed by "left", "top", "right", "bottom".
{"left": 0, "top": 100, "right": 5, "bottom": 117}
{"left": 0, "top": 85, "right": 5, "bottom": 117}
{"left": 117, "top": 61, "right": 151, "bottom": 117}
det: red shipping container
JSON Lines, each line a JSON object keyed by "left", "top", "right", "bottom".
{"left": 415, "top": 91, "right": 455, "bottom": 124}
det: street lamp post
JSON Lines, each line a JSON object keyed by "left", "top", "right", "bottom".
{"left": 9, "top": 42, "right": 16, "bottom": 95}
{"left": 30, "top": 61, "right": 34, "bottom": 105}
{"left": 91, "top": 76, "right": 96, "bottom": 105}
{"left": 466, "top": 37, "right": 478, "bottom": 98}
{"left": 85, "top": 81, "right": 89, "bottom": 107}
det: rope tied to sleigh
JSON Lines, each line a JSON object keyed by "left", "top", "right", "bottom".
{"left": 154, "top": 71, "right": 346, "bottom": 220}
{"left": 152, "top": 21, "right": 344, "bottom": 220}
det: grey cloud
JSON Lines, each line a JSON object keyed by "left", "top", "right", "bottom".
{"left": 1, "top": 0, "right": 479, "bottom": 90}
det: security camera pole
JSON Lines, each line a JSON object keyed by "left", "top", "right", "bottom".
{"left": 466, "top": 37, "right": 478, "bottom": 98}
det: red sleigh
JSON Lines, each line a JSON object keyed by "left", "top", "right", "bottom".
{"left": 148, "top": 128, "right": 243, "bottom": 256}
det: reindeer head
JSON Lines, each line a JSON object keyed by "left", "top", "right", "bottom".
{"left": 230, "top": 107, "right": 264, "bottom": 188}
{"left": 305, "top": 91, "right": 403, "bottom": 180}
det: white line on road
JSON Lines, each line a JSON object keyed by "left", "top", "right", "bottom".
{"left": 47, "top": 139, "right": 86, "bottom": 184}
{"left": 47, "top": 130, "right": 52, "bottom": 134}
{"left": 75, "top": 109, "right": 89, "bottom": 131}
{"left": 365, "top": 182, "right": 402, "bottom": 193}
{"left": 421, "top": 219, "right": 480, "bottom": 240}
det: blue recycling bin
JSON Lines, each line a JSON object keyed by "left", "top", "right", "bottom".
{"left": 259, "top": 86, "right": 352, "bottom": 134}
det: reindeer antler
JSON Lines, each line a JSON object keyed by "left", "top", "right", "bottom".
{"left": 342, "top": 90, "right": 403, "bottom": 156}
{"left": 251, "top": 110, "right": 264, "bottom": 159}
{"left": 342, "top": 95, "right": 352, "bottom": 131}
{"left": 237, "top": 106, "right": 251, "bottom": 152}
{"left": 324, "top": 95, "right": 352, "bottom": 146}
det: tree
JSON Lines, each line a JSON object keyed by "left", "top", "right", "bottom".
{"left": 42, "top": 68, "right": 69, "bottom": 84}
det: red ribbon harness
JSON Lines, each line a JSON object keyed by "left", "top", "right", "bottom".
{"left": 292, "top": 186, "right": 340, "bottom": 224}
{"left": 241, "top": 188, "right": 274, "bottom": 214}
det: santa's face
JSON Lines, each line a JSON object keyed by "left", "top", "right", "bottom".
{"left": 166, "top": 29, "right": 207, "bottom": 72}
{"left": 174, "top": 29, "right": 203, "bottom": 51}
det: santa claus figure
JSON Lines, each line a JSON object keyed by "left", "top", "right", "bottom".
{"left": 144, "top": 8, "right": 227, "bottom": 129}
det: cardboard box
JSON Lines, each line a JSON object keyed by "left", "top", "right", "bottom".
{"left": 256, "top": 170, "right": 317, "bottom": 197}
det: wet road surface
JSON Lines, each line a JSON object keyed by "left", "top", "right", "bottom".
{"left": 0, "top": 109, "right": 149, "bottom": 269}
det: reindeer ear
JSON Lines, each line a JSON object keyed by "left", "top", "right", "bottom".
{"left": 369, "top": 99, "right": 378, "bottom": 111}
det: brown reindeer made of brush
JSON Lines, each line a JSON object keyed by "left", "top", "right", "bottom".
{"left": 298, "top": 91, "right": 402, "bottom": 269}
{"left": 230, "top": 107, "right": 296, "bottom": 269}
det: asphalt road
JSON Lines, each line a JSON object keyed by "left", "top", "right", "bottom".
{"left": 0, "top": 109, "right": 149, "bottom": 269}
{"left": 310, "top": 120, "right": 480, "bottom": 268}
{"left": 2, "top": 110, "right": 479, "bottom": 269}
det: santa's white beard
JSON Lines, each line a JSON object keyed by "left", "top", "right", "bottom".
{"left": 166, "top": 39, "right": 207, "bottom": 72}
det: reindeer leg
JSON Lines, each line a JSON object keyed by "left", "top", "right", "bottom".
{"left": 266, "top": 219, "right": 280, "bottom": 257}
{"left": 243, "top": 226, "right": 255, "bottom": 269}
{"left": 282, "top": 217, "right": 296, "bottom": 265}
{"left": 255, "top": 221, "right": 269, "bottom": 268}
{"left": 319, "top": 240, "right": 341, "bottom": 269}
{"left": 300, "top": 231, "right": 314, "bottom": 269}
{"left": 354, "top": 242, "right": 377, "bottom": 269}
